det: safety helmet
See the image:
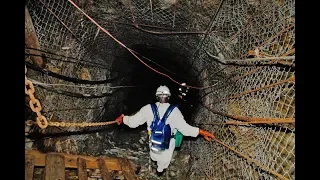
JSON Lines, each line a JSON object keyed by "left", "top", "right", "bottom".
{"left": 155, "top": 85, "right": 171, "bottom": 96}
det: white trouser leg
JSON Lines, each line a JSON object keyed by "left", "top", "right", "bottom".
{"left": 150, "top": 139, "right": 176, "bottom": 172}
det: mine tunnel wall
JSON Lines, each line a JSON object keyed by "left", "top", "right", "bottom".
{"left": 25, "top": 0, "right": 295, "bottom": 179}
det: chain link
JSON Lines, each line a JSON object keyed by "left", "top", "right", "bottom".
{"left": 25, "top": 119, "right": 117, "bottom": 127}
{"left": 47, "top": 121, "right": 117, "bottom": 127}
{"left": 25, "top": 65, "right": 117, "bottom": 129}
{"left": 25, "top": 65, "right": 48, "bottom": 129}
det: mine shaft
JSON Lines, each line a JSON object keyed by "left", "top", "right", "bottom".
{"left": 25, "top": 0, "right": 295, "bottom": 179}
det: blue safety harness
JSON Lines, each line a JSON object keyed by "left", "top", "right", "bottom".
{"left": 149, "top": 104, "right": 177, "bottom": 151}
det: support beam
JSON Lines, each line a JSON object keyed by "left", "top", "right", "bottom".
{"left": 25, "top": 154, "right": 35, "bottom": 180}
{"left": 118, "top": 158, "right": 139, "bottom": 180}
{"left": 45, "top": 153, "right": 65, "bottom": 180}
{"left": 77, "top": 158, "right": 88, "bottom": 180}
{"left": 97, "top": 158, "right": 113, "bottom": 180}
{"left": 25, "top": 149, "right": 122, "bottom": 171}
{"left": 25, "top": 7, "right": 45, "bottom": 68}
{"left": 199, "top": 102, "right": 294, "bottom": 123}
{"left": 208, "top": 76, "right": 294, "bottom": 106}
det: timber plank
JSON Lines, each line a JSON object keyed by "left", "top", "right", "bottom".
{"left": 45, "top": 153, "right": 65, "bottom": 180}
{"left": 118, "top": 158, "right": 139, "bottom": 180}
{"left": 25, "top": 154, "right": 35, "bottom": 180}
{"left": 77, "top": 158, "right": 88, "bottom": 180}
{"left": 97, "top": 158, "right": 112, "bottom": 180}
{"left": 25, "top": 149, "right": 122, "bottom": 171}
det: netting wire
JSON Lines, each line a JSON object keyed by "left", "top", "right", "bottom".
{"left": 25, "top": 0, "right": 294, "bottom": 179}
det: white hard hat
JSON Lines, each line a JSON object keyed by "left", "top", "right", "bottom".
{"left": 155, "top": 85, "right": 171, "bottom": 96}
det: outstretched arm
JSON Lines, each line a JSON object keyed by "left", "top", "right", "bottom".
{"left": 171, "top": 108, "right": 199, "bottom": 137}
{"left": 116, "top": 104, "right": 151, "bottom": 128}
{"left": 171, "top": 108, "right": 216, "bottom": 141}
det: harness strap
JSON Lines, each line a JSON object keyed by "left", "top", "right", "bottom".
{"left": 150, "top": 104, "right": 177, "bottom": 132}
{"left": 150, "top": 104, "right": 160, "bottom": 124}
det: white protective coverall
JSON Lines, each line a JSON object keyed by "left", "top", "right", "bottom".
{"left": 123, "top": 102, "right": 199, "bottom": 172}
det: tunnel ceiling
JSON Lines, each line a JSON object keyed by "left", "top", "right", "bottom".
{"left": 25, "top": 0, "right": 295, "bottom": 179}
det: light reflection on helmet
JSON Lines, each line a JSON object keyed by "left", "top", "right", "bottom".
{"left": 155, "top": 85, "right": 171, "bottom": 96}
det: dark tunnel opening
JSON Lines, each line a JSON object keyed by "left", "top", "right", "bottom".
{"left": 108, "top": 44, "right": 201, "bottom": 150}
{"left": 114, "top": 44, "right": 200, "bottom": 123}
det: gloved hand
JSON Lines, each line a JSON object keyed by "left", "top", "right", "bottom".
{"left": 199, "top": 129, "right": 216, "bottom": 141}
{"left": 115, "top": 114, "right": 124, "bottom": 125}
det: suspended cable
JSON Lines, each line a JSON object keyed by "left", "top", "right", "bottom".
{"left": 25, "top": 53, "right": 109, "bottom": 70}
{"left": 34, "top": 83, "right": 115, "bottom": 98}
{"left": 129, "top": 49, "right": 191, "bottom": 81}
{"left": 29, "top": 78, "right": 139, "bottom": 89}
{"left": 26, "top": 61, "right": 132, "bottom": 85}
{"left": 133, "top": 25, "right": 206, "bottom": 35}
{"left": 65, "top": 0, "right": 215, "bottom": 90}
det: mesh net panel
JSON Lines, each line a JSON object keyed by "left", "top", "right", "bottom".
{"left": 26, "top": 0, "right": 295, "bottom": 179}
{"left": 192, "top": 0, "right": 295, "bottom": 179}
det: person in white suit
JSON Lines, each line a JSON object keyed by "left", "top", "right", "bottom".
{"left": 115, "top": 85, "right": 215, "bottom": 176}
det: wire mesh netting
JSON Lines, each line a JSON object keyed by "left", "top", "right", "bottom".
{"left": 25, "top": 0, "right": 294, "bottom": 179}
{"left": 191, "top": 0, "right": 295, "bottom": 179}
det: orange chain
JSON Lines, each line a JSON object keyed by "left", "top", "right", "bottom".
{"left": 25, "top": 65, "right": 48, "bottom": 129}
{"left": 25, "top": 120, "right": 117, "bottom": 128}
